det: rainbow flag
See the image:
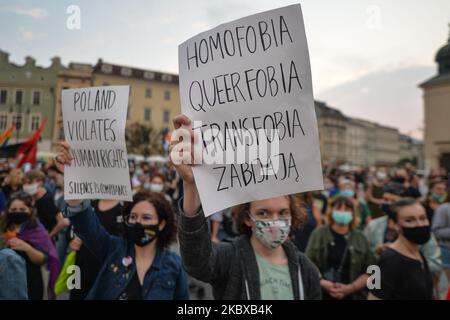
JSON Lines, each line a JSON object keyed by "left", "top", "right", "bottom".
{"left": 0, "top": 124, "right": 15, "bottom": 146}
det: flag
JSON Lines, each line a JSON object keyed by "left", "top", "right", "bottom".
{"left": 0, "top": 123, "right": 15, "bottom": 146}
{"left": 0, "top": 142, "right": 25, "bottom": 158}
{"left": 16, "top": 119, "right": 46, "bottom": 167}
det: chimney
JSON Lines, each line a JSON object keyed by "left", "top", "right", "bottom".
{"left": 25, "top": 56, "right": 36, "bottom": 67}
{"left": 0, "top": 50, "right": 9, "bottom": 63}
{"left": 51, "top": 56, "right": 62, "bottom": 67}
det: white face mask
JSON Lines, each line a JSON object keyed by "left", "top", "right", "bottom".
{"left": 23, "top": 183, "right": 38, "bottom": 196}
{"left": 150, "top": 183, "right": 164, "bottom": 193}
{"left": 376, "top": 172, "right": 387, "bottom": 181}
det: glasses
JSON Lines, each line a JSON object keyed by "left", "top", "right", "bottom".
{"left": 126, "top": 213, "right": 156, "bottom": 226}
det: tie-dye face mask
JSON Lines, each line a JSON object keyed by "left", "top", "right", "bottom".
{"left": 250, "top": 215, "right": 291, "bottom": 249}
{"left": 127, "top": 223, "right": 159, "bottom": 247}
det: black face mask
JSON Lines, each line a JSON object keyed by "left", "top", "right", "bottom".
{"left": 393, "top": 177, "right": 406, "bottom": 184}
{"left": 6, "top": 211, "right": 31, "bottom": 225}
{"left": 400, "top": 225, "right": 431, "bottom": 245}
{"left": 127, "top": 223, "right": 159, "bottom": 247}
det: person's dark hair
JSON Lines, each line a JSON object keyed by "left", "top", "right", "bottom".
{"left": 326, "top": 196, "right": 359, "bottom": 230}
{"left": 389, "top": 197, "right": 419, "bottom": 222}
{"left": 122, "top": 190, "right": 176, "bottom": 248}
{"left": 232, "top": 194, "right": 306, "bottom": 237}
{"left": 425, "top": 179, "right": 449, "bottom": 204}
{"left": 1, "top": 191, "right": 38, "bottom": 231}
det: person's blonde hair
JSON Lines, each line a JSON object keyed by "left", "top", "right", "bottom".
{"left": 326, "top": 196, "right": 359, "bottom": 230}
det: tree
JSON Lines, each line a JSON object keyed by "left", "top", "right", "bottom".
{"left": 126, "top": 122, "right": 164, "bottom": 157}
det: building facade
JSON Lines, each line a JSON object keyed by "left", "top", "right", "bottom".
{"left": 345, "top": 118, "right": 368, "bottom": 167}
{"left": 0, "top": 50, "right": 65, "bottom": 153}
{"left": 92, "top": 60, "right": 180, "bottom": 136}
{"left": 399, "top": 134, "right": 424, "bottom": 169}
{"left": 373, "top": 123, "right": 400, "bottom": 166}
{"left": 420, "top": 25, "right": 450, "bottom": 173}
{"left": 315, "top": 101, "right": 348, "bottom": 165}
{"left": 52, "top": 63, "right": 93, "bottom": 151}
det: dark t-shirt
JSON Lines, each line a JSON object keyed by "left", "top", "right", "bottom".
{"left": 17, "top": 245, "right": 46, "bottom": 300}
{"left": 70, "top": 201, "right": 124, "bottom": 300}
{"left": 327, "top": 228, "right": 351, "bottom": 283}
{"left": 370, "top": 247, "right": 433, "bottom": 300}
{"left": 119, "top": 272, "right": 143, "bottom": 300}
{"left": 323, "top": 227, "right": 352, "bottom": 300}
{"left": 35, "top": 191, "right": 59, "bottom": 233}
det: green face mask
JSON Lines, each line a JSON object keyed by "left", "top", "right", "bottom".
{"left": 431, "top": 192, "right": 447, "bottom": 203}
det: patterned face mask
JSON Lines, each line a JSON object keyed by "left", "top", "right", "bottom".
{"left": 250, "top": 215, "right": 291, "bottom": 249}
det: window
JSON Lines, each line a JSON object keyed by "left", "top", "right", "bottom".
{"left": 164, "top": 90, "right": 171, "bottom": 100}
{"left": 121, "top": 67, "right": 132, "bottom": 76}
{"left": 0, "top": 90, "right": 7, "bottom": 104}
{"left": 29, "top": 114, "right": 41, "bottom": 131}
{"left": 101, "top": 64, "right": 113, "bottom": 73}
{"left": 0, "top": 114, "right": 8, "bottom": 130}
{"left": 32, "top": 91, "right": 40, "bottom": 105}
{"left": 144, "top": 108, "right": 151, "bottom": 121}
{"left": 162, "top": 74, "right": 173, "bottom": 82}
{"left": 145, "top": 88, "right": 152, "bottom": 98}
{"left": 163, "top": 110, "right": 170, "bottom": 123}
{"left": 12, "top": 114, "right": 23, "bottom": 131}
{"left": 143, "top": 71, "right": 155, "bottom": 80}
{"left": 15, "top": 90, "right": 23, "bottom": 105}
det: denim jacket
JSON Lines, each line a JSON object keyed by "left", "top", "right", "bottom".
{"left": 64, "top": 201, "right": 189, "bottom": 300}
{"left": 0, "top": 248, "right": 28, "bottom": 299}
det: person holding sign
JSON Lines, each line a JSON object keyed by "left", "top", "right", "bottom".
{"left": 171, "top": 114, "right": 321, "bottom": 300}
{"left": 56, "top": 142, "right": 189, "bottom": 300}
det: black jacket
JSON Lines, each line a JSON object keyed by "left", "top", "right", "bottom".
{"left": 178, "top": 203, "right": 322, "bottom": 300}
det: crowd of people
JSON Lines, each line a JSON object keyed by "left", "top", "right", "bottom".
{"left": 0, "top": 114, "right": 449, "bottom": 300}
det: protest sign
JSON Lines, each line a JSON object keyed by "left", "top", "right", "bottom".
{"left": 178, "top": 4, "right": 323, "bottom": 216}
{"left": 62, "top": 85, "right": 132, "bottom": 202}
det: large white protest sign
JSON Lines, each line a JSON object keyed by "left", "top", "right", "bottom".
{"left": 178, "top": 4, "right": 323, "bottom": 216}
{"left": 62, "top": 86, "right": 132, "bottom": 202}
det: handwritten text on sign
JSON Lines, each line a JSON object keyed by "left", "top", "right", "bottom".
{"left": 178, "top": 4, "right": 323, "bottom": 216}
{"left": 62, "top": 86, "right": 132, "bottom": 201}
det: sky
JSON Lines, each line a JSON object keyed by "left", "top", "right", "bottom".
{"left": 1, "top": 0, "right": 449, "bottom": 139}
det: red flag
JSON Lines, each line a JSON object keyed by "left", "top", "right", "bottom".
{"left": 18, "top": 142, "right": 37, "bottom": 167}
{"left": 16, "top": 119, "right": 46, "bottom": 167}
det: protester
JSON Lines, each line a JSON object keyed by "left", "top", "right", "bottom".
{"left": 368, "top": 198, "right": 434, "bottom": 300}
{"left": 69, "top": 199, "right": 125, "bottom": 300}
{"left": 392, "top": 168, "right": 421, "bottom": 199}
{"left": 1, "top": 168, "right": 23, "bottom": 199}
{"left": 0, "top": 248, "right": 28, "bottom": 299}
{"left": 333, "top": 178, "right": 371, "bottom": 229}
{"left": 306, "top": 196, "right": 375, "bottom": 300}
{"left": 364, "top": 183, "right": 442, "bottom": 274}
{"left": 0, "top": 192, "right": 60, "bottom": 300}
{"left": 171, "top": 114, "right": 321, "bottom": 300}
{"left": 23, "top": 170, "right": 69, "bottom": 238}
{"left": 424, "top": 179, "right": 448, "bottom": 222}
{"left": 56, "top": 142, "right": 189, "bottom": 300}
{"left": 365, "top": 168, "right": 388, "bottom": 219}
{"left": 291, "top": 192, "right": 322, "bottom": 253}
{"left": 432, "top": 191, "right": 450, "bottom": 284}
